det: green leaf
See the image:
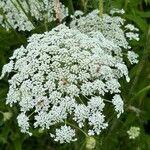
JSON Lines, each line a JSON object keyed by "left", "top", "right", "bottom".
{"left": 137, "top": 11, "right": 150, "bottom": 18}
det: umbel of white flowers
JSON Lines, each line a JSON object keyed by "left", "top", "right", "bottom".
{"left": 70, "top": 9, "right": 139, "bottom": 64}
{"left": 127, "top": 126, "right": 140, "bottom": 139}
{"left": 0, "top": 0, "right": 68, "bottom": 31}
{"left": 0, "top": 9, "right": 139, "bottom": 143}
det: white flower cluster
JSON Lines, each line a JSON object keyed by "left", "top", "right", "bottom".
{"left": 17, "top": 113, "right": 31, "bottom": 135}
{"left": 110, "top": 8, "right": 125, "bottom": 15}
{"left": 127, "top": 126, "right": 140, "bottom": 139}
{"left": 0, "top": 8, "right": 139, "bottom": 142}
{"left": 70, "top": 9, "right": 139, "bottom": 60}
{"left": 112, "top": 95, "right": 124, "bottom": 118}
{"left": 0, "top": 0, "right": 68, "bottom": 31}
{"left": 50, "top": 125, "right": 77, "bottom": 143}
{"left": 127, "top": 51, "right": 139, "bottom": 64}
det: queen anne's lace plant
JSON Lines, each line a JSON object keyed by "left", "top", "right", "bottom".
{"left": 0, "top": 0, "right": 68, "bottom": 31}
{"left": 0, "top": 23, "right": 138, "bottom": 143}
{"left": 127, "top": 51, "right": 139, "bottom": 64}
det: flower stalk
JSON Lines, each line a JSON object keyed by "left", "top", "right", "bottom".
{"left": 99, "top": 0, "right": 103, "bottom": 17}
{"left": 81, "top": 0, "right": 88, "bottom": 12}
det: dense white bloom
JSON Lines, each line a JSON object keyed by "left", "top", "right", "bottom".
{"left": 88, "top": 97, "right": 105, "bottom": 112}
{"left": 125, "top": 24, "right": 139, "bottom": 32}
{"left": 126, "top": 32, "right": 139, "bottom": 41}
{"left": 112, "top": 94, "right": 124, "bottom": 118}
{"left": 110, "top": 9, "right": 125, "bottom": 15}
{"left": 127, "top": 126, "right": 140, "bottom": 139}
{"left": 88, "top": 112, "right": 108, "bottom": 135}
{"left": 69, "top": 9, "right": 139, "bottom": 122}
{"left": 0, "top": 23, "right": 138, "bottom": 143}
{"left": 0, "top": 0, "right": 68, "bottom": 31}
{"left": 127, "top": 51, "right": 139, "bottom": 64}
{"left": 0, "top": 61, "right": 14, "bottom": 80}
{"left": 17, "top": 113, "right": 32, "bottom": 136}
{"left": 73, "top": 104, "right": 90, "bottom": 128}
{"left": 50, "top": 125, "right": 77, "bottom": 143}
{"left": 70, "top": 9, "right": 139, "bottom": 50}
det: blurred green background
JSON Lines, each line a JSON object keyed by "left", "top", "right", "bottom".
{"left": 0, "top": 0, "right": 150, "bottom": 149}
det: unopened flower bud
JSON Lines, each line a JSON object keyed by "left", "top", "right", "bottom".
{"left": 86, "top": 137, "right": 96, "bottom": 150}
{"left": 38, "top": 128, "right": 44, "bottom": 134}
{"left": 3, "top": 112, "right": 12, "bottom": 121}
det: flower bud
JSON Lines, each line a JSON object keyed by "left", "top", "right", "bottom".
{"left": 3, "top": 112, "right": 12, "bottom": 122}
{"left": 86, "top": 137, "right": 96, "bottom": 150}
{"left": 38, "top": 128, "right": 44, "bottom": 134}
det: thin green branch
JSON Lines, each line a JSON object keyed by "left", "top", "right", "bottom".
{"left": 79, "top": 96, "right": 85, "bottom": 104}
{"left": 28, "top": 111, "right": 35, "bottom": 118}
{"left": 12, "top": 0, "right": 35, "bottom": 27}
{"left": 66, "top": 0, "right": 74, "bottom": 15}
{"left": 124, "top": 0, "right": 129, "bottom": 10}
{"left": 44, "top": 14, "right": 48, "bottom": 31}
{"left": 99, "top": 0, "right": 103, "bottom": 17}
{"left": 81, "top": 0, "right": 88, "bottom": 12}
{"left": 66, "top": 121, "right": 88, "bottom": 137}
{"left": 131, "top": 85, "right": 150, "bottom": 100}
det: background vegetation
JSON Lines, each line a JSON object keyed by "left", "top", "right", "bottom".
{"left": 0, "top": 0, "right": 150, "bottom": 149}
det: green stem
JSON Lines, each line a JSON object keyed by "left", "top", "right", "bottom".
{"left": 131, "top": 85, "right": 150, "bottom": 100}
{"left": 39, "top": 0, "right": 48, "bottom": 31}
{"left": 81, "top": 0, "right": 88, "bottom": 13}
{"left": 13, "top": 138, "right": 22, "bottom": 150}
{"left": 99, "top": 0, "right": 103, "bottom": 17}
{"left": 124, "top": 0, "right": 129, "bottom": 10}
{"left": 66, "top": 121, "right": 88, "bottom": 137}
{"left": 28, "top": 111, "right": 35, "bottom": 118}
{"left": 103, "top": 99, "right": 112, "bottom": 103}
{"left": 0, "top": 111, "right": 3, "bottom": 114}
{"left": 82, "top": 95, "right": 112, "bottom": 104}
{"left": 44, "top": 14, "right": 48, "bottom": 31}
{"left": 65, "top": 0, "right": 74, "bottom": 15}
{"left": 79, "top": 96, "right": 85, "bottom": 104}
{"left": 13, "top": 0, "right": 35, "bottom": 27}
{"left": 24, "top": 0, "right": 32, "bottom": 17}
